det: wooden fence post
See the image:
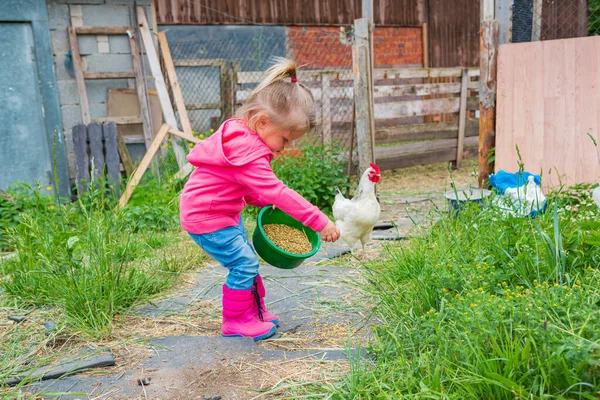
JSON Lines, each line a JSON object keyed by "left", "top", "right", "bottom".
{"left": 455, "top": 68, "right": 469, "bottom": 168}
{"left": 321, "top": 73, "right": 332, "bottom": 144}
{"left": 478, "top": 20, "right": 499, "bottom": 188}
{"left": 352, "top": 18, "right": 376, "bottom": 175}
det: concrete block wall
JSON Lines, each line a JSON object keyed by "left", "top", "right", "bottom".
{"left": 46, "top": 0, "right": 155, "bottom": 180}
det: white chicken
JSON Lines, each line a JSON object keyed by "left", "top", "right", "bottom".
{"left": 593, "top": 186, "right": 600, "bottom": 209}
{"left": 333, "top": 163, "right": 381, "bottom": 254}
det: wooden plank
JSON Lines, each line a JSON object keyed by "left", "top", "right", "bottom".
{"left": 236, "top": 81, "right": 478, "bottom": 103}
{"left": 118, "top": 123, "right": 170, "bottom": 208}
{"left": 102, "top": 122, "right": 121, "bottom": 197}
{"left": 169, "top": 128, "right": 200, "bottom": 144}
{"left": 72, "top": 124, "right": 90, "bottom": 190}
{"left": 231, "top": 62, "right": 241, "bottom": 113}
{"left": 129, "top": 32, "right": 155, "bottom": 155}
{"left": 115, "top": 130, "right": 135, "bottom": 177}
{"left": 237, "top": 68, "right": 479, "bottom": 85}
{"left": 374, "top": 145, "right": 479, "bottom": 172}
{"left": 532, "top": 0, "right": 542, "bottom": 41}
{"left": 122, "top": 136, "right": 146, "bottom": 144}
{"left": 173, "top": 59, "right": 227, "bottom": 67}
{"left": 375, "top": 97, "right": 459, "bottom": 119}
{"left": 158, "top": 32, "right": 194, "bottom": 137}
{"left": 75, "top": 26, "right": 131, "bottom": 35}
{"left": 107, "top": 89, "right": 162, "bottom": 143}
{"left": 93, "top": 116, "right": 143, "bottom": 124}
{"left": 478, "top": 21, "right": 499, "bottom": 187}
{"left": 352, "top": 18, "right": 375, "bottom": 174}
{"left": 481, "top": 0, "right": 495, "bottom": 21}
{"left": 422, "top": 22, "right": 428, "bottom": 68}
{"left": 222, "top": 63, "right": 233, "bottom": 120}
{"left": 82, "top": 71, "right": 136, "bottom": 80}
{"left": 455, "top": 68, "right": 469, "bottom": 168}
{"left": 136, "top": 6, "right": 186, "bottom": 169}
{"left": 375, "top": 136, "right": 478, "bottom": 159}
{"left": 376, "top": 120, "right": 479, "bottom": 144}
{"left": 496, "top": 36, "right": 600, "bottom": 189}
{"left": 67, "top": 26, "right": 91, "bottom": 125}
{"left": 87, "top": 123, "right": 105, "bottom": 179}
{"left": 237, "top": 69, "right": 339, "bottom": 84}
{"left": 321, "top": 73, "right": 331, "bottom": 144}
{"left": 185, "top": 102, "right": 222, "bottom": 110}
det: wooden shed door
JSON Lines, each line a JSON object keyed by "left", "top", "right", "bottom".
{"left": 0, "top": 22, "right": 52, "bottom": 190}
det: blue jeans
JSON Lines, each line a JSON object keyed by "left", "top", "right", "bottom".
{"left": 188, "top": 217, "right": 259, "bottom": 290}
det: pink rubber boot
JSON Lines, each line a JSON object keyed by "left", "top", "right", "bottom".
{"left": 254, "top": 275, "right": 279, "bottom": 326}
{"left": 222, "top": 285, "right": 276, "bottom": 341}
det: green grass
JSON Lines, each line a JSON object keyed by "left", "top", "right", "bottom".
{"left": 325, "top": 184, "right": 600, "bottom": 399}
{"left": 0, "top": 173, "right": 201, "bottom": 338}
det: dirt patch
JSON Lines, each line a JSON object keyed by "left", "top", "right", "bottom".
{"left": 170, "top": 358, "right": 348, "bottom": 399}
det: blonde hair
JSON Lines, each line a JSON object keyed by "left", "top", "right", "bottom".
{"left": 235, "top": 57, "right": 316, "bottom": 134}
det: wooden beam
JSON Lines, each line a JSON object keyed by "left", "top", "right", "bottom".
{"left": 115, "top": 130, "right": 135, "bottom": 177}
{"left": 75, "top": 26, "right": 132, "bottom": 35}
{"left": 455, "top": 68, "right": 469, "bottom": 168}
{"left": 376, "top": 136, "right": 479, "bottom": 159}
{"left": 118, "top": 123, "right": 170, "bottom": 208}
{"left": 422, "top": 22, "right": 428, "bottom": 68}
{"left": 129, "top": 31, "right": 157, "bottom": 178}
{"left": 321, "top": 73, "right": 332, "bottom": 144}
{"left": 72, "top": 124, "right": 90, "bottom": 190}
{"left": 158, "top": 32, "right": 194, "bottom": 138}
{"left": 67, "top": 26, "right": 91, "bottom": 125}
{"left": 376, "top": 120, "right": 479, "bottom": 144}
{"left": 169, "top": 128, "right": 200, "bottom": 144}
{"left": 481, "top": 0, "right": 495, "bottom": 21}
{"left": 83, "top": 71, "right": 136, "bottom": 80}
{"left": 532, "top": 0, "right": 543, "bottom": 41}
{"left": 102, "top": 122, "right": 121, "bottom": 197}
{"left": 352, "top": 18, "right": 376, "bottom": 174}
{"left": 136, "top": 7, "right": 186, "bottom": 169}
{"left": 185, "top": 102, "right": 222, "bottom": 110}
{"left": 93, "top": 115, "right": 143, "bottom": 124}
{"left": 478, "top": 20, "right": 499, "bottom": 188}
{"left": 173, "top": 59, "right": 227, "bottom": 67}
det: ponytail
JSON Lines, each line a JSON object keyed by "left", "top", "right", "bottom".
{"left": 236, "top": 57, "right": 315, "bottom": 134}
{"left": 247, "top": 57, "right": 298, "bottom": 102}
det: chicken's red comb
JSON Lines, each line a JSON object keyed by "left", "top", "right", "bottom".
{"left": 370, "top": 162, "right": 380, "bottom": 173}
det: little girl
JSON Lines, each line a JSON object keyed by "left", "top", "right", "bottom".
{"left": 180, "top": 58, "right": 340, "bottom": 341}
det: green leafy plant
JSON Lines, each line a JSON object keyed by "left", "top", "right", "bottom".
{"left": 271, "top": 144, "right": 350, "bottom": 214}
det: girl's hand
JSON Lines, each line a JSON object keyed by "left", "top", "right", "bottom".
{"left": 320, "top": 221, "right": 340, "bottom": 242}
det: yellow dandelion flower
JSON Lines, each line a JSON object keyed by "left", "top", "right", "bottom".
{"left": 162, "top": 144, "right": 167, "bottom": 149}
{"left": 49, "top": 205, "right": 55, "bottom": 210}
{"left": 210, "top": 128, "right": 214, "bottom": 133}
{"left": 46, "top": 186, "right": 52, "bottom": 191}
{"left": 189, "top": 143, "right": 194, "bottom": 148}
{"left": 199, "top": 134, "right": 204, "bottom": 139}
{"left": 470, "top": 303, "right": 477, "bottom": 309}
{"left": 508, "top": 295, "right": 513, "bottom": 300}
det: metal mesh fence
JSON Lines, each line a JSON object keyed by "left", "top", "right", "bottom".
{"left": 163, "top": 29, "right": 358, "bottom": 164}
{"left": 513, "top": 0, "right": 600, "bottom": 43}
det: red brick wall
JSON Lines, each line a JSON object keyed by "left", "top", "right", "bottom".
{"left": 287, "top": 26, "right": 423, "bottom": 68}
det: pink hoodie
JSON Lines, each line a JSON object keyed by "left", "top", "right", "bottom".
{"left": 180, "top": 119, "right": 329, "bottom": 235}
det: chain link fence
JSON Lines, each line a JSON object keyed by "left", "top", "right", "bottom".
{"left": 162, "top": 28, "right": 358, "bottom": 169}
{"left": 513, "top": 0, "right": 600, "bottom": 43}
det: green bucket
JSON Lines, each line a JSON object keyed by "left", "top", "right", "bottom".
{"left": 252, "top": 206, "right": 321, "bottom": 269}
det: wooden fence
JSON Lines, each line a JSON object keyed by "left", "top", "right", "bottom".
{"left": 232, "top": 66, "right": 480, "bottom": 171}
{"left": 496, "top": 36, "right": 600, "bottom": 188}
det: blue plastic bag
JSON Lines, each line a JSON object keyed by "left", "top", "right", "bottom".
{"left": 489, "top": 170, "right": 541, "bottom": 194}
